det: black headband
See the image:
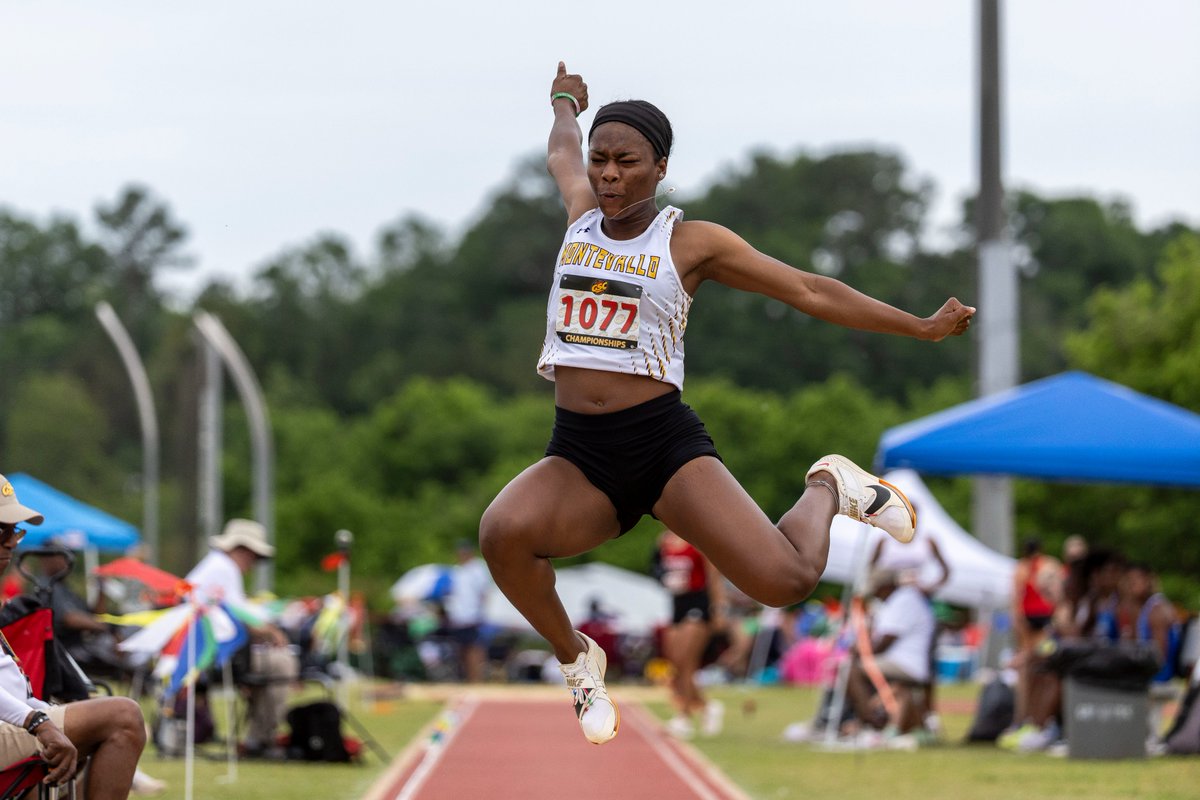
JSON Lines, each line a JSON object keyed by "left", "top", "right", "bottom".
{"left": 589, "top": 100, "right": 673, "bottom": 161}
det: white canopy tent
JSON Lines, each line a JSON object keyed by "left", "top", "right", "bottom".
{"left": 484, "top": 562, "right": 670, "bottom": 636}
{"left": 821, "top": 469, "right": 1014, "bottom": 609}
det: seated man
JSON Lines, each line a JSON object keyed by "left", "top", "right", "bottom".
{"left": 846, "top": 568, "right": 936, "bottom": 734}
{"left": 185, "top": 518, "right": 298, "bottom": 758}
{"left": 0, "top": 473, "right": 146, "bottom": 798}
{"left": 35, "top": 544, "right": 132, "bottom": 679}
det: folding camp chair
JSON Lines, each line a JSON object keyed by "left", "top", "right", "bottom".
{"left": 0, "top": 549, "right": 105, "bottom": 799}
{"left": 6, "top": 550, "right": 103, "bottom": 702}
{"left": 0, "top": 756, "right": 75, "bottom": 800}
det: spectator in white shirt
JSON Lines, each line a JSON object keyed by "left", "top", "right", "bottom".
{"left": 185, "top": 518, "right": 298, "bottom": 758}
{"left": 846, "top": 568, "right": 937, "bottom": 733}
{"left": 442, "top": 541, "right": 492, "bottom": 683}
{"left": 0, "top": 473, "right": 145, "bottom": 797}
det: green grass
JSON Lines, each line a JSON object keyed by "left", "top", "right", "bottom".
{"left": 132, "top": 681, "right": 441, "bottom": 800}
{"left": 644, "top": 683, "right": 1196, "bottom": 800}
{"left": 125, "top": 680, "right": 1194, "bottom": 800}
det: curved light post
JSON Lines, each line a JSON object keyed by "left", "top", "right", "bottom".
{"left": 95, "top": 301, "right": 160, "bottom": 565}
{"left": 193, "top": 312, "right": 275, "bottom": 592}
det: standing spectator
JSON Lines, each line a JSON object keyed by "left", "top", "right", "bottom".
{"left": 185, "top": 519, "right": 298, "bottom": 758}
{"left": 443, "top": 541, "right": 491, "bottom": 683}
{"left": 654, "top": 529, "right": 725, "bottom": 739}
{"left": 1010, "top": 538, "right": 1062, "bottom": 723}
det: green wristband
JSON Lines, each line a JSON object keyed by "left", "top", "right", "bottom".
{"left": 551, "top": 91, "right": 580, "bottom": 117}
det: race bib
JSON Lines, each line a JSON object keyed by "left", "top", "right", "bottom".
{"left": 554, "top": 275, "right": 642, "bottom": 350}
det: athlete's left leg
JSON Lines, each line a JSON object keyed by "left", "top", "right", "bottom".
{"left": 652, "top": 456, "right": 836, "bottom": 608}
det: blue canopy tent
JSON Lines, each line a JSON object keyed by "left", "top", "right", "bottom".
{"left": 876, "top": 371, "right": 1200, "bottom": 488}
{"left": 8, "top": 473, "right": 140, "bottom": 552}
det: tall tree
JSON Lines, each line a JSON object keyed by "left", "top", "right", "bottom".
{"left": 94, "top": 185, "right": 192, "bottom": 344}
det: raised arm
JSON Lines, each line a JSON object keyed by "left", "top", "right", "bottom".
{"left": 675, "top": 221, "right": 975, "bottom": 341}
{"left": 546, "top": 62, "right": 596, "bottom": 225}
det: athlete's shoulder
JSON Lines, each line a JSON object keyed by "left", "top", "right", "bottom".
{"left": 672, "top": 218, "right": 749, "bottom": 263}
{"left": 674, "top": 218, "right": 740, "bottom": 241}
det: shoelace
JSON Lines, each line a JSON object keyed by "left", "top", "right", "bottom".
{"left": 569, "top": 686, "right": 598, "bottom": 717}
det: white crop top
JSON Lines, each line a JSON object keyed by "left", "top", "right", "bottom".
{"left": 537, "top": 205, "right": 692, "bottom": 390}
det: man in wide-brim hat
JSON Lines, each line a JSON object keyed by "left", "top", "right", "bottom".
{"left": 185, "top": 517, "right": 298, "bottom": 758}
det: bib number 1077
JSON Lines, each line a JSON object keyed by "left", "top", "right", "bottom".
{"left": 554, "top": 275, "right": 642, "bottom": 350}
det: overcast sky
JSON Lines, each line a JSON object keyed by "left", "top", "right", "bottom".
{"left": 3, "top": 1, "right": 1197, "bottom": 298}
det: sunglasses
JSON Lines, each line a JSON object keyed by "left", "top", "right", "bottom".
{"left": 0, "top": 526, "right": 26, "bottom": 546}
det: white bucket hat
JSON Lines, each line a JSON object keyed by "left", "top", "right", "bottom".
{"left": 209, "top": 518, "right": 274, "bottom": 558}
{"left": 0, "top": 474, "right": 45, "bottom": 526}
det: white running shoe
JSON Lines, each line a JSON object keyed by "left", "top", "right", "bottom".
{"left": 130, "top": 769, "right": 167, "bottom": 796}
{"left": 701, "top": 700, "right": 725, "bottom": 736}
{"left": 559, "top": 631, "right": 620, "bottom": 744}
{"left": 666, "top": 715, "right": 696, "bottom": 739}
{"left": 806, "top": 454, "right": 916, "bottom": 543}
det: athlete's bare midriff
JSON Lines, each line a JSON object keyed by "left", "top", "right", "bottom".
{"left": 553, "top": 365, "right": 676, "bottom": 414}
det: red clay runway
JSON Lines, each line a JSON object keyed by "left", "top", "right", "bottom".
{"left": 368, "top": 696, "right": 747, "bottom": 800}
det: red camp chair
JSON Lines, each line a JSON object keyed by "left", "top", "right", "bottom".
{"left": 0, "top": 550, "right": 90, "bottom": 799}
{"left": 0, "top": 755, "right": 74, "bottom": 800}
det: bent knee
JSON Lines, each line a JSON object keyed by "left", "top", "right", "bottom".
{"left": 478, "top": 506, "right": 535, "bottom": 565}
{"left": 114, "top": 697, "right": 148, "bottom": 744}
{"left": 97, "top": 697, "right": 147, "bottom": 747}
{"left": 753, "top": 563, "right": 821, "bottom": 608}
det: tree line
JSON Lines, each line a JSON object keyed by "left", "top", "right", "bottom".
{"left": 1, "top": 147, "right": 1197, "bottom": 607}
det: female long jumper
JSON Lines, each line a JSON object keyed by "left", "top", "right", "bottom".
{"left": 479, "top": 63, "right": 975, "bottom": 745}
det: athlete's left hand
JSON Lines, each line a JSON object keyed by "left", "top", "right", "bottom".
{"left": 923, "top": 297, "right": 975, "bottom": 341}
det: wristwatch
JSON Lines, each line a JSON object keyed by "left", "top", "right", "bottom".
{"left": 24, "top": 710, "right": 50, "bottom": 734}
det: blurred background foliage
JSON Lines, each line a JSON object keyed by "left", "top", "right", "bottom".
{"left": 1, "top": 148, "right": 1197, "bottom": 607}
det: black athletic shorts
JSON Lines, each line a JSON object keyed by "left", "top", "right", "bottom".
{"left": 1025, "top": 614, "right": 1052, "bottom": 632}
{"left": 672, "top": 589, "right": 712, "bottom": 624}
{"left": 545, "top": 389, "right": 722, "bottom": 535}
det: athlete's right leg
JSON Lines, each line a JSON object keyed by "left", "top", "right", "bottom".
{"left": 480, "top": 457, "right": 624, "bottom": 743}
{"left": 479, "top": 456, "right": 620, "bottom": 663}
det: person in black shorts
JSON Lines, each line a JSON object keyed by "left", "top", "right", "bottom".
{"left": 478, "top": 62, "right": 975, "bottom": 745}
{"left": 655, "top": 530, "right": 727, "bottom": 739}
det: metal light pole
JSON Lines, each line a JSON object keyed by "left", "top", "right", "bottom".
{"left": 974, "top": 0, "right": 1018, "bottom": 559}
{"left": 196, "top": 335, "right": 223, "bottom": 562}
{"left": 193, "top": 312, "right": 275, "bottom": 592}
{"left": 335, "top": 529, "right": 353, "bottom": 709}
{"left": 95, "top": 302, "right": 160, "bottom": 564}
{"left": 974, "top": 0, "right": 1019, "bottom": 673}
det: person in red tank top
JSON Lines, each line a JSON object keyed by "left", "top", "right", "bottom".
{"left": 1010, "top": 538, "right": 1063, "bottom": 726}
{"left": 655, "top": 529, "right": 726, "bottom": 739}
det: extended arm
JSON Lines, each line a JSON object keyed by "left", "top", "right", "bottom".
{"left": 546, "top": 62, "right": 595, "bottom": 225}
{"left": 676, "top": 221, "right": 974, "bottom": 341}
{"left": 924, "top": 539, "right": 951, "bottom": 597}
